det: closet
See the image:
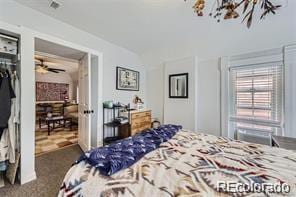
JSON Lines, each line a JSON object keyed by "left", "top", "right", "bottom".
{"left": 0, "top": 32, "right": 21, "bottom": 188}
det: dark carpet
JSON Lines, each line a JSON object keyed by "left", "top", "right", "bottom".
{"left": 0, "top": 145, "right": 82, "bottom": 197}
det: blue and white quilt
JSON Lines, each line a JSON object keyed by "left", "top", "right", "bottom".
{"left": 76, "top": 124, "right": 182, "bottom": 176}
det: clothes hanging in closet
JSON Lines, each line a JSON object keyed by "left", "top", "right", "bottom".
{"left": 0, "top": 70, "right": 16, "bottom": 140}
{"left": 0, "top": 129, "right": 9, "bottom": 163}
{"left": 8, "top": 72, "right": 20, "bottom": 163}
{"left": 0, "top": 69, "right": 19, "bottom": 172}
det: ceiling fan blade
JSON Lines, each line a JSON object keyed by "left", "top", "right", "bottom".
{"left": 43, "top": 62, "right": 63, "bottom": 67}
{"left": 48, "top": 68, "right": 66, "bottom": 72}
{"left": 35, "top": 59, "right": 43, "bottom": 64}
{"left": 35, "top": 66, "right": 49, "bottom": 74}
{"left": 49, "top": 70, "right": 59, "bottom": 73}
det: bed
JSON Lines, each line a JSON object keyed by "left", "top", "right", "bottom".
{"left": 58, "top": 126, "right": 296, "bottom": 196}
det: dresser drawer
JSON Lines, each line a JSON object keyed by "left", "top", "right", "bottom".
{"left": 130, "top": 110, "right": 152, "bottom": 136}
{"left": 131, "top": 125, "right": 151, "bottom": 136}
{"left": 132, "top": 116, "right": 151, "bottom": 125}
{"left": 131, "top": 128, "right": 141, "bottom": 136}
{"left": 131, "top": 111, "right": 151, "bottom": 119}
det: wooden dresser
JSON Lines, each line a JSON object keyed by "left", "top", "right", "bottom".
{"left": 129, "top": 110, "right": 151, "bottom": 136}
{"left": 118, "top": 110, "right": 152, "bottom": 138}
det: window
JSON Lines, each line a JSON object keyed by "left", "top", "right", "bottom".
{"left": 229, "top": 63, "right": 284, "bottom": 138}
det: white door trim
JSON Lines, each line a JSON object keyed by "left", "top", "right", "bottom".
{"left": 284, "top": 44, "right": 296, "bottom": 138}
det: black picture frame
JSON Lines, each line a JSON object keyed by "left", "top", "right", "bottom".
{"left": 116, "top": 67, "right": 140, "bottom": 91}
{"left": 169, "top": 73, "right": 189, "bottom": 98}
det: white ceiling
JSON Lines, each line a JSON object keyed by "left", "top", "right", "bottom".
{"left": 15, "top": 0, "right": 293, "bottom": 56}
{"left": 35, "top": 54, "right": 79, "bottom": 74}
{"left": 35, "top": 38, "right": 86, "bottom": 60}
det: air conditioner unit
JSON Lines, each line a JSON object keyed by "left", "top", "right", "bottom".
{"left": 237, "top": 130, "right": 271, "bottom": 145}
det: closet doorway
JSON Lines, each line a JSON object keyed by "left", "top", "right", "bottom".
{"left": 34, "top": 38, "right": 100, "bottom": 156}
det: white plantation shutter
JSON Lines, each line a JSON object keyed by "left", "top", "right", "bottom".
{"left": 229, "top": 62, "right": 284, "bottom": 137}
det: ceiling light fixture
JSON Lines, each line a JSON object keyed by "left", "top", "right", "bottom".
{"left": 184, "top": 0, "right": 282, "bottom": 28}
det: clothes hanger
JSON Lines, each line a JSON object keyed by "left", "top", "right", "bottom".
{"left": 0, "top": 62, "right": 4, "bottom": 76}
{"left": 0, "top": 62, "right": 9, "bottom": 78}
{"left": 0, "top": 62, "right": 3, "bottom": 78}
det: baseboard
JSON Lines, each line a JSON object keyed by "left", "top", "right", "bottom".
{"left": 21, "top": 171, "right": 37, "bottom": 185}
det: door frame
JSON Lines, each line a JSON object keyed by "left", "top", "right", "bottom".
{"left": 0, "top": 21, "right": 103, "bottom": 184}
{"left": 33, "top": 33, "right": 103, "bottom": 149}
{"left": 33, "top": 35, "right": 103, "bottom": 142}
{"left": 78, "top": 53, "right": 92, "bottom": 151}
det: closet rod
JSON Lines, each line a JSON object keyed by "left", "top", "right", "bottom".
{"left": 0, "top": 33, "right": 18, "bottom": 42}
{"left": 0, "top": 62, "right": 17, "bottom": 66}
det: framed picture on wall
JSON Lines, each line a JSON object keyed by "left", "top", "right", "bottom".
{"left": 169, "top": 73, "right": 188, "bottom": 98}
{"left": 36, "top": 82, "right": 69, "bottom": 101}
{"left": 116, "top": 67, "right": 139, "bottom": 91}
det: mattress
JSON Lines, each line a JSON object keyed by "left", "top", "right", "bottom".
{"left": 58, "top": 130, "right": 296, "bottom": 196}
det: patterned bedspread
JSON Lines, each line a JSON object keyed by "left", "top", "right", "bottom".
{"left": 59, "top": 131, "right": 296, "bottom": 196}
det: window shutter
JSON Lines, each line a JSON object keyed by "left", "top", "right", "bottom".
{"left": 229, "top": 62, "right": 284, "bottom": 137}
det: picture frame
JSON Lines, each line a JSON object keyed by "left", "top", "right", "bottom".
{"left": 169, "top": 73, "right": 188, "bottom": 98}
{"left": 36, "top": 82, "right": 69, "bottom": 101}
{"left": 116, "top": 67, "right": 140, "bottom": 91}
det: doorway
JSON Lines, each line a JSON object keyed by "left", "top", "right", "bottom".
{"left": 34, "top": 38, "right": 101, "bottom": 156}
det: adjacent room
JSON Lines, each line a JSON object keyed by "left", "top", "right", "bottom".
{"left": 33, "top": 38, "right": 100, "bottom": 156}
{"left": 34, "top": 39, "right": 80, "bottom": 155}
{"left": 0, "top": 0, "right": 295, "bottom": 196}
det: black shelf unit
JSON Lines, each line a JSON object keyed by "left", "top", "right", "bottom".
{"left": 103, "top": 103, "right": 131, "bottom": 145}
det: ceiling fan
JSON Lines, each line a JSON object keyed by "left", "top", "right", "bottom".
{"left": 35, "top": 58, "right": 66, "bottom": 74}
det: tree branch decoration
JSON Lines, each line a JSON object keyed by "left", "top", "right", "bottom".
{"left": 184, "top": 0, "right": 281, "bottom": 28}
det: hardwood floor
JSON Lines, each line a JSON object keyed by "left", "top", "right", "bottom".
{"left": 35, "top": 126, "right": 78, "bottom": 156}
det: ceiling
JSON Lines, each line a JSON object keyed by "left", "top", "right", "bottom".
{"left": 35, "top": 38, "right": 86, "bottom": 60}
{"left": 15, "top": 0, "right": 293, "bottom": 56}
{"left": 35, "top": 54, "right": 79, "bottom": 74}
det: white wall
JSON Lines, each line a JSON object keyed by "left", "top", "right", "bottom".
{"left": 0, "top": 0, "right": 145, "bottom": 184}
{"left": 144, "top": 1, "right": 296, "bottom": 136}
{"left": 146, "top": 65, "right": 164, "bottom": 123}
{"left": 163, "top": 57, "right": 197, "bottom": 131}
{"left": 0, "top": 0, "right": 146, "bottom": 105}
{"left": 102, "top": 60, "right": 145, "bottom": 105}
{"left": 196, "top": 59, "right": 220, "bottom": 136}
{"left": 35, "top": 72, "right": 77, "bottom": 101}
{"left": 147, "top": 57, "right": 221, "bottom": 136}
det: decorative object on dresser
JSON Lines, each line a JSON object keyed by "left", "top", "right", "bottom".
{"left": 133, "top": 95, "right": 144, "bottom": 110}
{"left": 129, "top": 110, "right": 152, "bottom": 136}
{"left": 151, "top": 119, "right": 161, "bottom": 129}
{"left": 103, "top": 102, "right": 131, "bottom": 145}
{"left": 169, "top": 73, "right": 189, "bottom": 98}
{"left": 116, "top": 67, "right": 139, "bottom": 91}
